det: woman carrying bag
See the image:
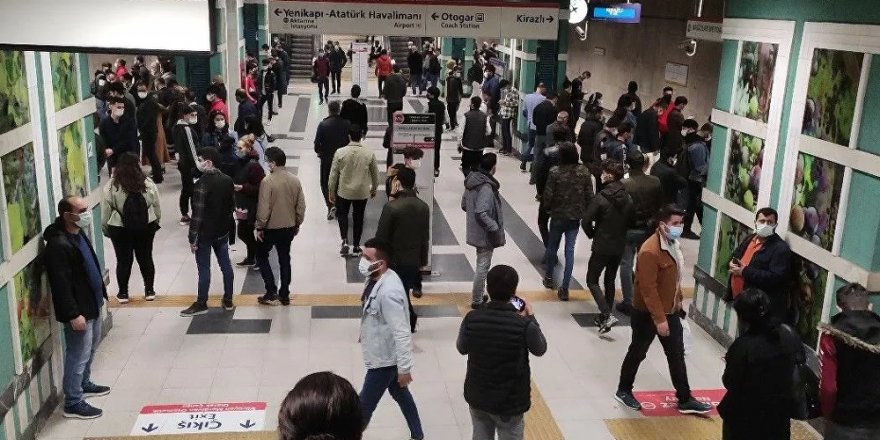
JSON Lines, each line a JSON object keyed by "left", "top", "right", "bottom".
{"left": 101, "top": 152, "right": 161, "bottom": 304}
{"left": 232, "top": 135, "right": 266, "bottom": 267}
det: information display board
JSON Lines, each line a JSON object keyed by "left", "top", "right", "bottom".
{"left": 350, "top": 42, "right": 371, "bottom": 93}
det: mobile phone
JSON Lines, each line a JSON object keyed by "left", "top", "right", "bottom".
{"left": 731, "top": 258, "right": 741, "bottom": 265}
{"left": 510, "top": 296, "right": 525, "bottom": 311}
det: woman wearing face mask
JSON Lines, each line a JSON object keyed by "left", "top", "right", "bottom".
{"left": 385, "top": 147, "right": 423, "bottom": 200}
{"left": 205, "top": 83, "right": 229, "bottom": 121}
{"left": 241, "top": 115, "right": 270, "bottom": 172}
{"left": 171, "top": 102, "right": 202, "bottom": 225}
{"left": 231, "top": 135, "right": 266, "bottom": 267}
{"left": 582, "top": 160, "right": 634, "bottom": 332}
{"left": 202, "top": 110, "right": 239, "bottom": 177}
{"left": 101, "top": 153, "right": 161, "bottom": 304}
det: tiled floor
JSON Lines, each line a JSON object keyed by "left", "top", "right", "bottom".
{"left": 37, "top": 81, "right": 739, "bottom": 440}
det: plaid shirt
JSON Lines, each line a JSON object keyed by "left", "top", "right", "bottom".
{"left": 187, "top": 171, "right": 210, "bottom": 245}
{"left": 499, "top": 87, "right": 519, "bottom": 119}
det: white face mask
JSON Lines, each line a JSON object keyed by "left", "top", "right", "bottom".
{"left": 755, "top": 222, "right": 776, "bottom": 238}
{"left": 681, "top": 129, "right": 690, "bottom": 136}
{"left": 358, "top": 257, "right": 379, "bottom": 277}
{"left": 196, "top": 159, "right": 209, "bottom": 172}
{"left": 98, "top": 79, "right": 106, "bottom": 86}
{"left": 484, "top": 72, "right": 491, "bottom": 79}
{"left": 410, "top": 159, "right": 422, "bottom": 170}
{"left": 187, "top": 116, "right": 199, "bottom": 125}
{"left": 112, "top": 107, "right": 125, "bottom": 117}
{"left": 137, "top": 91, "right": 148, "bottom": 99}
{"left": 214, "top": 120, "right": 226, "bottom": 129}
{"left": 74, "top": 211, "right": 92, "bottom": 228}
{"left": 206, "top": 93, "right": 215, "bottom": 102}
{"left": 454, "top": 72, "right": 461, "bottom": 78}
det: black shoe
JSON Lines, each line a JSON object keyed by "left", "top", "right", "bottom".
{"left": 236, "top": 258, "right": 255, "bottom": 267}
{"left": 222, "top": 299, "right": 235, "bottom": 311}
{"left": 116, "top": 292, "right": 130, "bottom": 304}
{"left": 349, "top": 246, "right": 363, "bottom": 257}
{"left": 271, "top": 111, "right": 279, "bottom": 115}
{"left": 279, "top": 296, "right": 291, "bottom": 306}
{"left": 615, "top": 391, "right": 642, "bottom": 411}
{"left": 63, "top": 401, "right": 103, "bottom": 419}
{"left": 82, "top": 383, "right": 111, "bottom": 398}
{"left": 412, "top": 290, "right": 423, "bottom": 299}
{"left": 266, "top": 135, "right": 276, "bottom": 143}
{"left": 678, "top": 398, "right": 712, "bottom": 415}
{"left": 340, "top": 241, "right": 349, "bottom": 257}
{"left": 327, "top": 206, "right": 336, "bottom": 221}
{"left": 593, "top": 315, "right": 603, "bottom": 327}
{"left": 557, "top": 289, "right": 569, "bottom": 301}
{"left": 681, "top": 231, "right": 701, "bottom": 240}
{"left": 599, "top": 314, "right": 618, "bottom": 334}
{"left": 144, "top": 291, "right": 156, "bottom": 302}
{"left": 615, "top": 302, "right": 633, "bottom": 316}
{"left": 410, "top": 313, "right": 418, "bottom": 333}
{"left": 257, "top": 294, "right": 279, "bottom": 306}
{"left": 180, "top": 302, "right": 208, "bottom": 317}
{"left": 519, "top": 162, "right": 527, "bottom": 172}
{"left": 542, "top": 276, "right": 554, "bottom": 290}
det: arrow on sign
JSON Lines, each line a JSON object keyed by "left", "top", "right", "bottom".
{"left": 274, "top": 8, "right": 283, "bottom": 17}
{"left": 240, "top": 420, "right": 256, "bottom": 429}
{"left": 547, "top": 16, "right": 555, "bottom": 23}
{"left": 141, "top": 423, "right": 158, "bottom": 433}
{"left": 431, "top": 13, "right": 439, "bottom": 20}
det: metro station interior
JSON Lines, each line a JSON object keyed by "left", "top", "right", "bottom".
{"left": 0, "top": 0, "right": 879, "bottom": 439}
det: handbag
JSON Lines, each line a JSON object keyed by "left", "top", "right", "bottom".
{"left": 781, "top": 324, "right": 821, "bottom": 420}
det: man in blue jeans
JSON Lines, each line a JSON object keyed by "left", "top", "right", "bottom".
{"left": 181, "top": 148, "right": 235, "bottom": 316}
{"left": 358, "top": 238, "right": 423, "bottom": 440}
{"left": 519, "top": 83, "right": 546, "bottom": 171}
{"left": 43, "top": 196, "right": 111, "bottom": 419}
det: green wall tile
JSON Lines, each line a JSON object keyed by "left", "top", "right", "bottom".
{"left": 715, "top": 40, "right": 739, "bottom": 112}
{"left": 856, "top": 56, "right": 880, "bottom": 155}
{"left": 727, "top": 0, "right": 880, "bottom": 23}
{"left": 706, "top": 126, "right": 728, "bottom": 193}
{"left": 839, "top": 171, "right": 880, "bottom": 271}
{"left": 0, "top": 285, "right": 16, "bottom": 394}
{"left": 78, "top": 53, "right": 91, "bottom": 99}
{"left": 697, "top": 205, "right": 718, "bottom": 272}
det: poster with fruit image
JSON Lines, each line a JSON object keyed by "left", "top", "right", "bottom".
{"left": 714, "top": 214, "right": 753, "bottom": 284}
{"left": 2, "top": 143, "right": 42, "bottom": 253}
{"left": 14, "top": 261, "right": 51, "bottom": 369}
{"left": 789, "top": 153, "right": 844, "bottom": 252}
{"left": 734, "top": 42, "right": 777, "bottom": 123}
{"left": 724, "top": 131, "right": 764, "bottom": 212}
{"left": 0, "top": 50, "right": 30, "bottom": 135}
{"left": 58, "top": 120, "right": 88, "bottom": 197}
{"left": 51, "top": 52, "right": 78, "bottom": 111}
{"left": 791, "top": 254, "right": 829, "bottom": 348}
{"left": 802, "top": 49, "right": 863, "bottom": 146}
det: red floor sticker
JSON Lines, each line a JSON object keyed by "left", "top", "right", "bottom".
{"left": 632, "top": 389, "right": 725, "bottom": 417}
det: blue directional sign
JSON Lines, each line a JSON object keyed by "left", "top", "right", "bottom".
{"left": 589, "top": 3, "right": 642, "bottom": 24}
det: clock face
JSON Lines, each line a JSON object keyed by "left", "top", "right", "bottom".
{"left": 570, "top": 0, "right": 588, "bottom": 23}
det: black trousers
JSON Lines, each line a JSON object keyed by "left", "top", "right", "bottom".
{"left": 255, "top": 228, "right": 295, "bottom": 298}
{"left": 537, "top": 201, "right": 550, "bottom": 247}
{"left": 141, "top": 136, "right": 162, "bottom": 182}
{"left": 394, "top": 264, "right": 421, "bottom": 333}
{"left": 586, "top": 252, "right": 623, "bottom": 315}
{"left": 236, "top": 220, "right": 256, "bottom": 261}
{"left": 179, "top": 166, "right": 194, "bottom": 216}
{"left": 618, "top": 309, "right": 692, "bottom": 402}
{"left": 500, "top": 118, "right": 513, "bottom": 153}
{"left": 331, "top": 70, "right": 342, "bottom": 93}
{"left": 447, "top": 100, "right": 460, "bottom": 129}
{"left": 433, "top": 133, "right": 441, "bottom": 173}
{"left": 377, "top": 75, "right": 387, "bottom": 96}
{"left": 684, "top": 180, "right": 704, "bottom": 233}
{"left": 317, "top": 77, "right": 329, "bottom": 102}
{"left": 386, "top": 101, "right": 403, "bottom": 126}
{"left": 461, "top": 149, "right": 482, "bottom": 176}
{"left": 259, "top": 92, "right": 274, "bottom": 120}
{"left": 110, "top": 228, "right": 156, "bottom": 295}
{"left": 276, "top": 85, "right": 284, "bottom": 108}
{"left": 319, "top": 157, "right": 333, "bottom": 208}
{"left": 336, "top": 197, "right": 367, "bottom": 246}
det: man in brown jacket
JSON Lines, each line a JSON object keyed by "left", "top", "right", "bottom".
{"left": 614, "top": 204, "right": 712, "bottom": 415}
{"left": 255, "top": 146, "right": 306, "bottom": 306}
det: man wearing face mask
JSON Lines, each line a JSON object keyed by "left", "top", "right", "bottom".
{"left": 171, "top": 102, "right": 202, "bottom": 225}
{"left": 726, "top": 207, "right": 792, "bottom": 324}
{"left": 615, "top": 204, "right": 713, "bottom": 415}
{"left": 135, "top": 83, "right": 164, "bottom": 183}
{"left": 651, "top": 149, "right": 688, "bottom": 206}
{"left": 43, "top": 196, "right": 110, "bottom": 420}
{"left": 385, "top": 147, "right": 423, "bottom": 200}
{"left": 357, "top": 238, "right": 424, "bottom": 440}
{"left": 426, "top": 86, "right": 445, "bottom": 177}
{"left": 181, "top": 148, "right": 235, "bottom": 317}
{"left": 254, "top": 147, "right": 306, "bottom": 307}
{"left": 314, "top": 49, "right": 331, "bottom": 105}
{"left": 99, "top": 96, "right": 139, "bottom": 176}
{"left": 462, "top": 153, "right": 506, "bottom": 309}
{"left": 446, "top": 68, "right": 464, "bottom": 130}
{"left": 315, "top": 101, "right": 352, "bottom": 220}
{"left": 679, "top": 121, "right": 710, "bottom": 240}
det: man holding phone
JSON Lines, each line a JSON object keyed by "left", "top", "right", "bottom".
{"left": 457, "top": 265, "right": 547, "bottom": 440}
{"left": 614, "top": 205, "right": 712, "bottom": 415}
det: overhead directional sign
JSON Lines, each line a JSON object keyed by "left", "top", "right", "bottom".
{"left": 268, "top": 1, "right": 559, "bottom": 39}
{"left": 131, "top": 402, "right": 267, "bottom": 436}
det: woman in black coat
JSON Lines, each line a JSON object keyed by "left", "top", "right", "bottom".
{"left": 719, "top": 288, "right": 801, "bottom": 439}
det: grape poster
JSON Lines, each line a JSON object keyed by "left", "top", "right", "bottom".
{"left": 714, "top": 214, "right": 753, "bottom": 284}
{"left": 59, "top": 120, "right": 87, "bottom": 197}
{"left": 734, "top": 42, "right": 777, "bottom": 123}
{"left": 802, "top": 49, "right": 863, "bottom": 146}
{"left": 792, "top": 255, "right": 829, "bottom": 347}
{"left": 0, "top": 50, "right": 29, "bottom": 135}
{"left": 2, "top": 143, "right": 41, "bottom": 253}
{"left": 14, "top": 261, "right": 51, "bottom": 369}
{"left": 725, "top": 131, "right": 764, "bottom": 211}
{"left": 789, "top": 153, "right": 844, "bottom": 251}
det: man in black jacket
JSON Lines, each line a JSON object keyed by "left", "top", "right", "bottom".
{"left": 530, "top": 93, "right": 558, "bottom": 184}
{"left": 727, "top": 207, "right": 792, "bottom": 324}
{"left": 135, "top": 82, "right": 164, "bottom": 183}
{"left": 634, "top": 98, "right": 662, "bottom": 156}
{"left": 44, "top": 196, "right": 110, "bottom": 419}
{"left": 406, "top": 46, "right": 424, "bottom": 96}
{"left": 457, "top": 265, "right": 547, "bottom": 440}
{"left": 329, "top": 42, "right": 347, "bottom": 95}
{"left": 234, "top": 89, "right": 259, "bottom": 137}
{"left": 426, "top": 86, "right": 445, "bottom": 177}
{"left": 577, "top": 107, "right": 603, "bottom": 173}
{"left": 651, "top": 150, "right": 688, "bottom": 206}
{"left": 445, "top": 69, "right": 464, "bottom": 130}
{"left": 618, "top": 152, "right": 662, "bottom": 314}
{"left": 315, "top": 101, "right": 352, "bottom": 220}
{"left": 99, "top": 96, "right": 139, "bottom": 175}
{"left": 181, "top": 148, "right": 235, "bottom": 317}
{"left": 340, "top": 85, "right": 368, "bottom": 137}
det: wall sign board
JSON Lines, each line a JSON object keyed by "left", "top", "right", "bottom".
{"left": 589, "top": 3, "right": 642, "bottom": 24}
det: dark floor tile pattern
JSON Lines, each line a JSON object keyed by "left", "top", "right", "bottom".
{"left": 408, "top": 98, "right": 425, "bottom": 113}
{"left": 571, "top": 312, "right": 632, "bottom": 328}
{"left": 432, "top": 199, "right": 458, "bottom": 245}
{"left": 289, "top": 97, "right": 311, "bottom": 132}
{"left": 312, "top": 304, "right": 460, "bottom": 319}
{"left": 186, "top": 308, "right": 272, "bottom": 334}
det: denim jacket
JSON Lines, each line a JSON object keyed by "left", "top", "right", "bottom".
{"left": 360, "top": 270, "right": 414, "bottom": 374}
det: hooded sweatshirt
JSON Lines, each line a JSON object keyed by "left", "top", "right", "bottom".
{"left": 461, "top": 170, "right": 505, "bottom": 249}
{"left": 582, "top": 180, "right": 633, "bottom": 255}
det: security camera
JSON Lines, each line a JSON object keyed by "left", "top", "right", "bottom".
{"left": 678, "top": 39, "right": 698, "bottom": 57}
{"left": 575, "top": 25, "right": 587, "bottom": 41}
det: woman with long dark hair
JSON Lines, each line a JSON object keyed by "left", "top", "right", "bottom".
{"left": 101, "top": 152, "right": 161, "bottom": 303}
{"left": 202, "top": 109, "right": 239, "bottom": 177}
{"left": 232, "top": 135, "right": 265, "bottom": 267}
{"left": 719, "top": 288, "right": 801, "bottom": 439}
{"left": 241, "top": 115, "right": 269, "bottom": 171}
{"left": 278, "top": 372, "right": 362, "bottom": 440}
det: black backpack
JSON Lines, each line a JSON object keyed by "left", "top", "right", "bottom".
{"left": 121, "top": 192, "right": 150, "bottom": 230}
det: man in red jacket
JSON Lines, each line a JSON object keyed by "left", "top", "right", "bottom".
{"left": 818, "top": 282, "right": 880, "bottom": 439}
{"left": 314, "top": 50, "right": 331, "bottom": 105}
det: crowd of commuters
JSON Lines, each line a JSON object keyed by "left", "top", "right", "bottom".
{"left": 42, "top": 43, "right": 878, "bottom": 440}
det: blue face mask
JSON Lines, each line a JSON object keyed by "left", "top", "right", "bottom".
{"left": 666, "top": 225, "right": 684, "bottom": 241}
